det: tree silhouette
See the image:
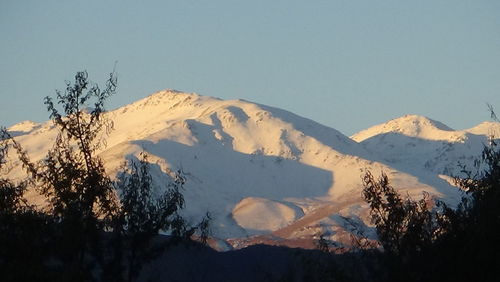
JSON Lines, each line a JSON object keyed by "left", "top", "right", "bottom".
{"left": 116, "top": 152, "right": 197, "bottom": 282}
{"left": 362, "top": 134, "right": 500, "bottom": 281}
{"left": 1, "top": 70, "right": 211, "bottom": 281}
{"left": 0, "top": 129, "right": 55, "bottom": 281}
{"left": 362, "top": 171, "right": 435, "bottom": 257}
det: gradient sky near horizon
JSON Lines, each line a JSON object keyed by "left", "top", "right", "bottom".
{"left": 1, "top": 0, "right": 499, "bottom": 135}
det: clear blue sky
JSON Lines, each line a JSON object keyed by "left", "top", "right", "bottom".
{"left": 1, "top": 0, "right": 499, "bottom": 135}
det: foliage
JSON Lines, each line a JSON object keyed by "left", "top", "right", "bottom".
{"left": 361, "top": 136, "right": 500, "bottom": 281}
{"left": 362, "top": 171, "right": 435, "bottom": 257}
{"left": 115, "top": 153, "right": 196, "bottom": 282}
{"left": 0, "top": 71, "right": 210, "bottom": 281}
{"left": 0, "top": 130, "right": 57, "bottom": 280}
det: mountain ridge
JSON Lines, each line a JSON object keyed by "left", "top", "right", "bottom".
{"left": 6, "top": 90, "right": 494, "bottom": 249}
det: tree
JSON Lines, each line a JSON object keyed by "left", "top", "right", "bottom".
{"left": 0, "top": 130, "right": 55, "bottom": 281}
{"left": 42, "top": 71, "right": 119, "bottom": 279}
{"left": 432, "top": 135, "right": 500, "bottom": 281}
{"left": 362, "top": 134, "right": 500, "bottom": 281}
{"left": 362, "top": 171, "right": 435, "bottom": 257}
{"left": 115, "top": 152, "right": 195, "bottom": 282}
{"left": 361, "top": 171, "right": 440, "bottom": 281}
{"left": 2, "top": 70, "right": 119, "bottom": 280}
{"left": 1, "top": 70, "right": 211, "bottom": 281}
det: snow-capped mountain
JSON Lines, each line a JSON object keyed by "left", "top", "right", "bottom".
{"left": 352, "top": 114, "right": 499, "bottom": 177}
{"left": 8, "top": 91, "right": 493, "bottom": 249}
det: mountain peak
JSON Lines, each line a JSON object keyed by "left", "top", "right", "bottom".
{"left": 8, "top": 120, "right": 41, "bottom": 134}
{"left": 131, "top": 89, "right": 206, "bottom": 108}
{"left": 381, "top": 114, "right": 455, "bottom": 133}
{"left": 465, "top": 121, "right": 500, "bottom": 136}
{"left": 395, "top": 115, "right": 454, "bottom": 131}
{"left": 352, "top": 114, "right": 455, "bottom": 142}
{"left": 110, "top": 90, "right": 225, "bottom": 119}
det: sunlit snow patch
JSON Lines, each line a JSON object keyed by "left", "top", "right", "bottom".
{"left": 232, "top": 197, "right": 304, "bottom": 233}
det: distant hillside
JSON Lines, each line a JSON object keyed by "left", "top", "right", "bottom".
{"left": 9, "top": 90, "right": 496, "bottom": 249}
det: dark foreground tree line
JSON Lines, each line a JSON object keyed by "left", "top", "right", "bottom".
{"left": 0, "top": 71, "right": 209, "bottom": 281}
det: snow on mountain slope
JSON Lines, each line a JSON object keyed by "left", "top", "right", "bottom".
{"left": 6, "top": 91, "right": 464, "bottom": 247}
{"left": 232, "top": 197, "right": 304, "bottom": 232}
{"left": 351, "top": 115, "right": 499, "bottom": 177}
